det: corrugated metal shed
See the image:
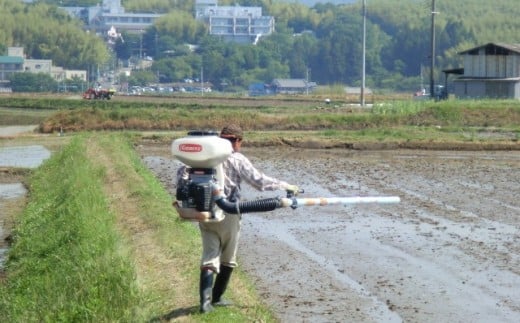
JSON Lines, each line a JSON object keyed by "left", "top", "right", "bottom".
{"left": 454, "top": 43, "right": 520, "bottom": 99}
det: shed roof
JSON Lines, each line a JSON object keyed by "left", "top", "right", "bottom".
{"left": 0, "top": 56, "right": 24, "bottom": 64}
{"left": 272, "top": 79, "right": 308, "bottom": 88}
{"left": 458, "top": 43, "right": 520, "bottom": 55}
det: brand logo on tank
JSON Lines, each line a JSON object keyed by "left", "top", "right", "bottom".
{"left": 179, "top": 144, "right": 202, "bottom": 152}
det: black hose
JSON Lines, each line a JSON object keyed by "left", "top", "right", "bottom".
{"left": 215, "top": 197, "right": 282, "bottom": 214}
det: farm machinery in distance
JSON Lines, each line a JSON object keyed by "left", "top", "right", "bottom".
{"left": 83, "top": 87, "right": 116, "bottom": 100}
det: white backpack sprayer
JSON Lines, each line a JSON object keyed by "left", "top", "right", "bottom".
{"left": 172, "top": 131, "right": 400, "bottom": 222}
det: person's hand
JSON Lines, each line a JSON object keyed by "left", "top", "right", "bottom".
{"left": 285, "top": 184, "right": 300, "bottom": 196}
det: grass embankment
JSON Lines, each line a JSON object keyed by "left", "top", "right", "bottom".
{"left": 0, "top": 133, "right": 275, "bottom": 322}
{"left": 1, "top": 96, "right": 520, "bottom": 149}
{"left": 0, "top": 107, "right": 55, "bottom": 126}
{"left": 8, "top": 97, "right": 516, "bottom": 149}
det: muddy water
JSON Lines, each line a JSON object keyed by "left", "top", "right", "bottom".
{"left": 0, "top": 145, "right": 50, "bottom": 268}
{"left": 139, "top": 145, "right": 520, "bottom": 323}
{"left": 0, "top": 183, "right": 27, "bottom": 267}
{"left": 0, "top": 145, "right": 51, "bottom": 168}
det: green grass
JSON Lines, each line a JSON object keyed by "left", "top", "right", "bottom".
{"left": 0, "top": 135, "right": 140, "bottom": 322}
{"left": 0, "top": 107, "right": 54, "bottom": 125}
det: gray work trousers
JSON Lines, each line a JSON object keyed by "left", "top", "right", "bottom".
{"left": 199, "top": 213, "right": 241, "bottom": 273}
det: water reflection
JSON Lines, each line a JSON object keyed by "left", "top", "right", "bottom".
{"left": 0, "top": 145, "right": 51, "bottom": 168}
{"left": 0, "top": 185, "right": 26, "bottom": 268}
{"left": 0, "top": 145, "right": 50, "bottom": 268}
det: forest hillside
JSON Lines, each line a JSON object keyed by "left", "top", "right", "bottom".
{"left": 1, "top": 0, "right": 519, "bottom": 91}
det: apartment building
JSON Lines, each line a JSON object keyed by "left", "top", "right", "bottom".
{"left": 60, "top": 0, "right": 162, "bottom": 34}
{"left": 195, "top": 0, "right": 275, "bottom": 44}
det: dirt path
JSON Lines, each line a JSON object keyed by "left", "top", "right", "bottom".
{"left": 138, "top": 144, "right": 520, "bottom": 323}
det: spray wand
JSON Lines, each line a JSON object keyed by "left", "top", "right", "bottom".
{"left": 213, "top": 188, "right": 400, "bottom": 215}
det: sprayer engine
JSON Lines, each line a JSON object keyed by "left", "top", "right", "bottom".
{"left": 176, "top": 168, "right": 216, "bottom": 212}
{"left": 172, "top": 131, "right": 233, "bottom": 222}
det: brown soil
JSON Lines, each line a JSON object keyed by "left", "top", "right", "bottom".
{"left": 137, "top": 143, "right": 520, "bottom": 323}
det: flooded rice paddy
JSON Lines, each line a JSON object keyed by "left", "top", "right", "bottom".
{"left": 0, "top": 144, "right": 50, "bottom": 268}
{"left": 138, "top": 144, "right": 520, "bottom": 323}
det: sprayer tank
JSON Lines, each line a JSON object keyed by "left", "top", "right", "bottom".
{"left": 172, "top": 134, "right": 232, "bottom": 168}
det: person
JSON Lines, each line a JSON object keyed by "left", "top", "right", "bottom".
{"left": 175, "top": 124, "right": 299, "bottom": 313}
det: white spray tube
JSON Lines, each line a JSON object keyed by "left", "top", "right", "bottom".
{"left": 278, "top": 196, "right": 401, "bottom": 209}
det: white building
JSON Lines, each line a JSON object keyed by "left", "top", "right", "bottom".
{"left": 24, "top": 59, "right": 52, "bottom": 75}
{"left": 195, "top": 0, "right": 275, "bottom": 44}
{"left": 60, "top": 0, "right": 162, "bottom": 34}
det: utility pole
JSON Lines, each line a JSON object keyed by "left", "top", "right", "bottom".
{"left": 139, "top": 31, "right": 143, "bottom": 59}
{"left": 430, "top": 0, "right": 437, "bottom": 98}
{"left": 200, "top": 64, "right": 204, "bottom": 97}
{"left": 360, "top": 0, "right": 366, "bottom": 106}
{"left": 306, "top": 67, "right": 310, "bottom": 95}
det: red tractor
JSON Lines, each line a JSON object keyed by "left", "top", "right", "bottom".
{"left": 83, "top": 88, "right": 116, "bottom": 100}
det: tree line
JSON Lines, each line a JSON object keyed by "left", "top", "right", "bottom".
{"left": 2, "top": 0, "right": 520, "bottom": 92}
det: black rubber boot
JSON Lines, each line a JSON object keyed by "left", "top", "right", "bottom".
{"left": 199, "top": 269, "right": 214, "bottom": 313}
{"left": 212, "top": 265, "right": 234, "bottom": 306}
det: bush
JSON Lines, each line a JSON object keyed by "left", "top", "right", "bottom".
{"left": 9, "top": 72, "right": 58, "bottom": 92}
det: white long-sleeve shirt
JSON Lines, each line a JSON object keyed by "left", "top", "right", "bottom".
{"left": 177, "top": 151, "right": 289, "bottom": 201}
{"left": 221, "top": 151, "right": 289, "bottom": 199}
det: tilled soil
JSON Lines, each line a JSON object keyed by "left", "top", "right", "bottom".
{"left": 138, "top": 144, "right": 520, "bottom": 323}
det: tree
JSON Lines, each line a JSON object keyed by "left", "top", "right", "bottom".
{"left": 1, "top": 1, "right": 109, "bottom": 69}
{"left": 313, "top": 11, "right": 364, "bottom": 84}
{"left": 9, "top": 73, "right": 57, "bottom": 92}
{"left": 287, "top": 33, "right": 318, "bottom": 79}
{"left": 154, "top": 11, "right": 207, "bottom": 45}
{"left": 114, "top": 35, "right": 133, "bottom": 61}
{"left": 127, "top": 70, "right": 157, "bottom": 87}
